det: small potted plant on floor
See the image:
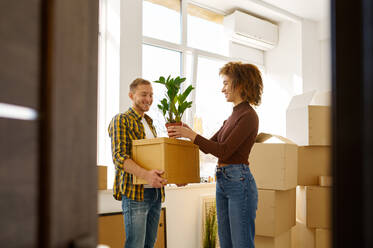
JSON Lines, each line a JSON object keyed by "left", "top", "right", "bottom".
{"left": 154, "top": 75, "right": 194, "bottom": 129}
{"left": 203, "top": 201, "right": 218, "bottom": 248}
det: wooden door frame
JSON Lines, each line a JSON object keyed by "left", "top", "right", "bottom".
{"left": 331, "top": 0, "right": 373, "bottom": 247}
{"left": 39, "top": 0, "right": 99, "bottom": 247}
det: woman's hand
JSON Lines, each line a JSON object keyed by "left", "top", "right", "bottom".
{"left": 167, "top": 124, "right": 197, "bottom": 142}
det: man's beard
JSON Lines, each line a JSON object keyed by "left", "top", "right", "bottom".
{"left": 135, "top": 101, "right": 150, "bottom": 112}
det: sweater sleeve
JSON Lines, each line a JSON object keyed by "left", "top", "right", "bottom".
{"left": 194, "top": 113, "right": 256, "bottom": 161}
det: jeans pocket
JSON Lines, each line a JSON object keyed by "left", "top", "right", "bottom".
{"left": 222, "top": 168, "right": 244, "bottom": 182}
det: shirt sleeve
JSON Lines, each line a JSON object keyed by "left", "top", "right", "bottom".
{"left": 108, "top": 115, "right": 130, "bottom": 170}
{"left": 194, "top": 113, "right": 256, "bottom": 161}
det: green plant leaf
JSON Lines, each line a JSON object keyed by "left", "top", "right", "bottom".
{"left": 203, "top": 202, "right": 217, "bottom": 248}
{"left": 161, "top": 99, "right": 169, "bottom": 116}
{"left": 157, "top": 104, "right": 164, "bottom": 112}
{"left": 154, "top": 76, "right": 165, "bottom": 84}
{"left": 178, "top": 85, "right": 194, "bottom": 103}
{"left": 155, "top": 75, "right": 193, "bottom": 124}
{"left": 177, "top": 101, "right": 193, "bottom": 118}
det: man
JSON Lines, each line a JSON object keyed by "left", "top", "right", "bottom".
{"left": 108, "top": 78, "right": 167, "bottom": 248}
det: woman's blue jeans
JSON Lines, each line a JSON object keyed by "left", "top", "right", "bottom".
{"left": 121, "top": 188, "right": 162, "bottom": 248}
{"left": 216, "top": 164, "right": 258, "bottom": 248}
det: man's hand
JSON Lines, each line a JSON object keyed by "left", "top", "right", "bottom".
{"left": 145, "top": 169, "right": 168, "bottom": 188}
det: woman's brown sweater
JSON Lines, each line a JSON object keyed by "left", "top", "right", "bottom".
{"left": 193, "top": 101, "right": 258, "bottom": 165}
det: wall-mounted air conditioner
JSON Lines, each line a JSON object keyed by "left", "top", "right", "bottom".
{"left": 224, "top": 10, "right": 279, "bottom": 51}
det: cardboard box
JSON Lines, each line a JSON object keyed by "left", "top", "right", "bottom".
{"left": 98, "top": 209, "right": 166, "bottom": 248}
{"left": 315, "top": 228, "right": 332, "bottom": 248}
{"left": 291, "top": 221, "right": 332, "bottom": 248}
{"left": 255, "top": 229, "right": 291, "bottom": 248}
{"left": 98, "top": 213, "right": 124, "bottom": 248}
{"left": 249, "top": 133, "right": 298, "bottom": 190}
{"left": 291, "top": 221, "right": 315, "bottom": 248}
{"left": 256, "top": 188, "right": 296, "bottom": 237}
{"left": 286, "top": 91, "right": 331, "bottom": 146}
{"left": 318, "top": 176, "right": 333, "bottom": 187}
{"left": 97, "top": 165, "right": 107, "bottom": 190}
{"left": 132, "top": 138, "right": 200, "bottom": 184}
{"left": 290, "top": 225, "right": 296, "bottom": 248}
{"left": 296, "top": 186, "right": 332, "bottom": 228}
{"left": 298, "top": 146, "right": 331, "bottom": 185}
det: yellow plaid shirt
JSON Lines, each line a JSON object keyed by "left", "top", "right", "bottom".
{"left": 108, "top": 108, "right": 165, "bottom": 202}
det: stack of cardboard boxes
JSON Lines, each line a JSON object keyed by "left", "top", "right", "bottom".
{"left": 249, "top": 91, "right": 332, "bottom": 248}
{"left": 249, "top": 133, "right": 297, "bottom": 247}
{"left": 286, "top": 91, "right": 332, "bottom": 248}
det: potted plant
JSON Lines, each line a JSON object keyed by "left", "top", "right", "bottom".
{"left": 154, "top": 75, "right": 194, "bottom": 129}
{"left": 131, "top": 75, "right": 200, "bottom": 185}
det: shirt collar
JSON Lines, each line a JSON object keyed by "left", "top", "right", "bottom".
{"left": 129, "top": 107, "right": 153, "bottom": 124}
{"left": 233, "top": 101, "right": 249, "bottom": 111}
{"left": 143, "top": 114, "right": 153, "bottom": 124}
{"left": 129, "top": 107, "right": 142, "bottom": 120}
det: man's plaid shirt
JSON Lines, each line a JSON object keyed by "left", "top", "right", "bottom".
{"left": 108, "top": 107, "right": 165, "bottom": 202}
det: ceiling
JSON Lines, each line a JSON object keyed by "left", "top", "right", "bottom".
{"left": 191, "top": 0, "right": 330, "bottom": 23}
{"left": 261, "top": 0, "right": 330, "bottom": 21}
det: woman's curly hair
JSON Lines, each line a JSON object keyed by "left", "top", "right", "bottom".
{"left": 219, "top": 62, "right": 263, "bottom": 106}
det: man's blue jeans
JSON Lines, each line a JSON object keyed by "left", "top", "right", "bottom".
{"left": 122, "top": 188, "right": 162, "bottom": 248}
{"left": 216, "top": 164, "right": 258, "bottom": 248}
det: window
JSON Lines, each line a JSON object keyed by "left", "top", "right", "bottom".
{"left": 194, "top": 57, "right": 232, "bottom": 138}
{"left": 142, "top": 44, "right": 182, "bottom": 137}
{"left": 187, "top": 3, "right": 229, "bottom": 56}
{"left": 194, "top": 57, "right": 232, "bottom": 177}
{"left": 143, "top": 0, "right": 181, "bottom": 44}
{"left": 97, "top": 0, "right": 120, "bottom": 189}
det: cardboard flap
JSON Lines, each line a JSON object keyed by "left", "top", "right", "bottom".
{"left": 287, "top": 90, "right": 331, "bottom": 110}
{"left": 255, "top": 132, "right": 295, "bottom": 144}
{"left": 310, "top": 90, "right": 331, "bottom": 106}
{"left": 287, "top": 90, "right": 316, "bottom": 110}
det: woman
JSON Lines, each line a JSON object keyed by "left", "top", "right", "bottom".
{"left": 168, "top": 61, "right": 263, "bottom": 248}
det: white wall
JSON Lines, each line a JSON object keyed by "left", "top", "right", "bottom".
{"left": 302, "top": 19, "right": 321, "bottom": 92}
{"left": 318, "top": 18, "right": 331, "bottom": 92}
{"left": 119, "top": 0, "right": 143, "bottom": 112}
{"left": 262, "top": 21, "right": 302, "bottom": 136}
{"left": 229, "top": 41, "right": 264, "bottom": 67}
{"left": 261, "top": 17, "right": 331, "bottom": 137}
{"left": 302, "top": 19, "right": 331, "bottom": 93}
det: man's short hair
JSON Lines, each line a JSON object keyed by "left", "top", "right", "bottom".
{"left": 129, "top": 78, "right": 151, "bottom": 93}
